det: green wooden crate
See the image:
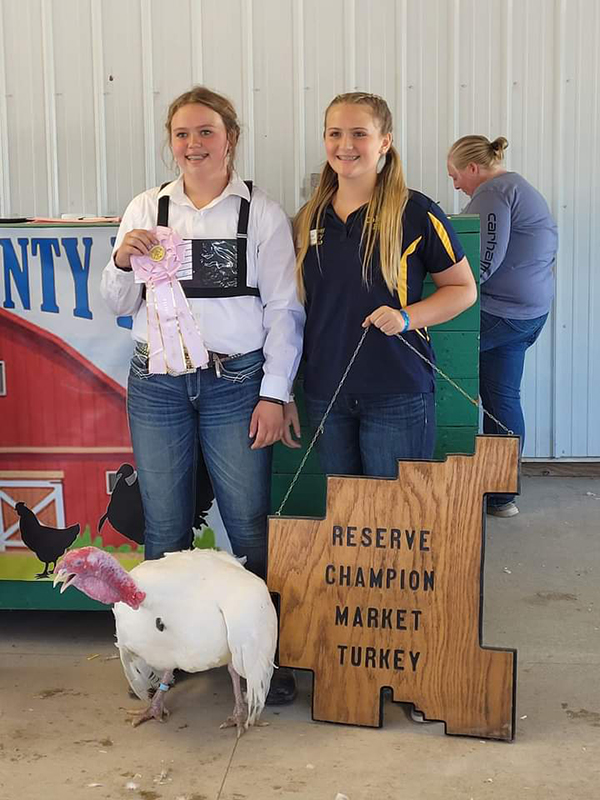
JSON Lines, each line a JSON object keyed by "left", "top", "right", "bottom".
{"left": 435, "top": 378, "right": 479, "bottom": 427}
{"left": 434, "top": 427, "right": 478, "bottom": 458}
{"left": 429, "top": 331, "right": 479, "bottom": 378}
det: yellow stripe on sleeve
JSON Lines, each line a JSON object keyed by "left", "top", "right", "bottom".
{"left": 427, "top": 211, "right": 456, "bottom": 263}
{"left": 397, "top": 236, "right": 422, "bottom": 307}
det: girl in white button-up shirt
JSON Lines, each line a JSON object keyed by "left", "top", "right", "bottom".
{"left": 100, "top": 87, "right": 304, "bottom": 585}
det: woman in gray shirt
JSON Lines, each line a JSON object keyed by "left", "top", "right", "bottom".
{"left": 447, "top": 135, "right": 558, "bottom": 517}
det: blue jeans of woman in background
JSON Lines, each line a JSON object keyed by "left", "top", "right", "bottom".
{"left": 479, "top": 311, "right": 548, "bottom": 508}
{"left": 305, "top": 391, "right": 436, "bottom": 478}
{"left": 127, "top": 346, "right": 271, "bottom": 577}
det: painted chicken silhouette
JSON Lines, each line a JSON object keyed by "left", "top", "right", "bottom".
{"left": 15, "top": 502, "right": 80, "bottom": 579}
{"left": 99, "top": 459, "right": 215, "bottom": 547}
{"left": 98, "top": 464, "right": 145, "bottom": 545}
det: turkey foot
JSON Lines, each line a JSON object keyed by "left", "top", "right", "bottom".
{"left": 127, "top": 670, "right": 172, "bottom": 727}
{"left": 127, "top": 700, "right": 170, "bottom": 727}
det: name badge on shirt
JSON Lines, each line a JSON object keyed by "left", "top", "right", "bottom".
{"left": 310, "top": 228, "right": 324, "bottom": 246}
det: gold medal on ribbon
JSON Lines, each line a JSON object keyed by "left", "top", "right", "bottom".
{"left": 149, "top": 244, "right": 166, "bottom": 262}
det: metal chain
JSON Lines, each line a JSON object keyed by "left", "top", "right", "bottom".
{"left": 274, "top": 327, "right": 370, "bottom": 516}
{"left": 275, "top": 326, "right": 513, "bottom": 516}
{"left": 392, "top": 333, "right": 514, "bottom": 436}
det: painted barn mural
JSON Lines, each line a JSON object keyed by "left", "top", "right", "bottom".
{"left": 0, "top": 225, "right": 223, "bottom": 584}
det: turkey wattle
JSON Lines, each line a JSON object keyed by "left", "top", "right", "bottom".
{"left": 53, "top": 546, "right": 277, "bottom": 735}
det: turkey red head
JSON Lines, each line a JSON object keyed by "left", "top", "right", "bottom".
{"left": 54, "top": 547, "right": 146, "bottom": 609}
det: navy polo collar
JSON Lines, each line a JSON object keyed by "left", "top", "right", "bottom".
{"left": 325, "top": 202, "right": 369, "bottom": 234}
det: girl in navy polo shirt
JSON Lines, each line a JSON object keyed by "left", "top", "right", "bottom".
{"left": 291, "top": 92, "right": 477, "bottom": 477}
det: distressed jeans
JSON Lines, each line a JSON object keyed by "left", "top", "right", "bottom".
{"left": 305, "top": 391, "right": 436, "bottom": 478}
{"left": 479, "top": 310, "right": 548, "bottom": 507}
{"left": 127, "top": 346, "right": 271, "bottom": 577}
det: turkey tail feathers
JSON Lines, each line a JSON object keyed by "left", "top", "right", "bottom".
{"left": 240, "top": 639, "right": 275, "bottom": 727}
{"left": 118, "top": 644, "right": 161, "bottom": 701}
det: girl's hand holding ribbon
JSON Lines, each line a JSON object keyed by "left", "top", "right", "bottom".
{"left": 114, "top": 229, "right": 159, "bottom": 270}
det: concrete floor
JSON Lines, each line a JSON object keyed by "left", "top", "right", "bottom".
{"left": 2, "top": 477, "right": 599, "bottom": 800}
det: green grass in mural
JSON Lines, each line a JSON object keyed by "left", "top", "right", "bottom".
{"left": 69, "top": 525, "right": 214, "bottom": 553}
{"left": 68, "top": 525, "right": 143, "bottom": 553}
{"left": 193, "top": 527, "right": 216, "bottom": 549}
{"left": 0, "top": 545, "right": 144, "bottom": 582}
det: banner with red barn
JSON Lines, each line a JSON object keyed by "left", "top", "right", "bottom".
{"left": 0, "top": 225, "right": 226, "bottom": 583}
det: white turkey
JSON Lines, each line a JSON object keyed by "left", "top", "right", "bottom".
{"left": 53, "top": 546, "right": 277, "bottom": 736}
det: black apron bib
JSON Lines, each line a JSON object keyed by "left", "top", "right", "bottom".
{"left": 156, "top": 180, "right": 259, "bottom": 299}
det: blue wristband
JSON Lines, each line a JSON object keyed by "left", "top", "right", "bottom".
{"left": 159, "top": 682, "right": 171, "bottom": 692}
{"left": 399, "top": 309, "right": 410, "bottom": 333}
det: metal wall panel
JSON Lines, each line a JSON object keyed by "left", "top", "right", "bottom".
{"left": 199, "top": 0, "right": 252, "bottom": 179}
{"left": 509, "top": 0, "right": 557, "bottom": 458}
{"left": 252, "top": 0, "right": 297, "bottom": 212}
{"left": 402, "top": 0, "right": 454, "bottom": 205}
{"left": 302, "top": 0, "right": 347, "bottom": 194}
{"left": 52, "top": 0, "right": 98, "bottom": 217}
{"left": 99, "top": 0, "right": 146, "bottom": 215}
{"left": 149, "top": 0, "right": 195, "bottom": 188}
{"left": 0, "top": 0, "right": 598, "bottom": 457}
{"left": 551, "top": 0, "right": 598, "bottom": 458}
{"left": 3, "top": 0, "right": 49, "bottom": 217}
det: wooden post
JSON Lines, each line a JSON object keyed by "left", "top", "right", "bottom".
{"left": 268, "top": 435, "right": 520, "bottom": 740}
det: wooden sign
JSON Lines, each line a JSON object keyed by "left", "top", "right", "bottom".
{"left": 267, "top": 435, "right": 520, "bottom": 740}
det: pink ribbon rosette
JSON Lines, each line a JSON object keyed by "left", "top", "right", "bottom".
{"left": 131, "top": 226, "right": 208, "bottom": 374}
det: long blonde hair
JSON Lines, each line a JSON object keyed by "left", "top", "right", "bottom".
{"left": 294, "top": 92, "right": 408, "bottom": 301}
{"left": 448, "top": 135, "right": 508, "bottom": 171}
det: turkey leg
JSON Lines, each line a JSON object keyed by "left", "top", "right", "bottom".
{"left": 127, "top": 670, "right": 174, "bottom": 727}
{"left": 220, "top": 663, "right": 247, "bottom": 738}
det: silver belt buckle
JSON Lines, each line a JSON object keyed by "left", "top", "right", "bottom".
{"left": 206, "top": 351, "right": 245, "bottom": 376}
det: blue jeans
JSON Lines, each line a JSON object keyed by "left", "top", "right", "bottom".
{"left": 127, "top": 346, "right": 271, "bottom": 577}
{"left": 479, "top": 310, "right": 548, "bottom": 506}
{"left": 304, "top": 391, "right": 436, "bottom": 478}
